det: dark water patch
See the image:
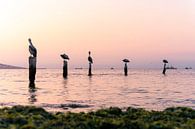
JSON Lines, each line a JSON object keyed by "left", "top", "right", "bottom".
{"left": 157, "top": 98, "right": 163, "bottom": 100}
{"left": 0, "top": 102, "right": 18, "bottom": 107}
{"left": 41, "top": 103, "right": 93, "bottom": 110}
{"left": 14, "top": 80, "right": 26, "bottom": 82}
{"left": 0, "top": 89, "right": 8, "bottom": 91}
{"left": 185, "top": 99, "right": 195, "bottom": 104}
{"left": 66, "top": 100, "right": 89, "bottom": 103}
{"left": 173, "top": 91, "right": 182, "bottom": 94}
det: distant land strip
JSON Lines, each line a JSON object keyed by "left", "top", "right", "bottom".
{"left": 0, "top": 63, "right": 26, "bottom": 69}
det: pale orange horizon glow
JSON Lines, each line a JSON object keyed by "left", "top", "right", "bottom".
{"left": 0, "top": 0, "right": 195, "bottom": 68}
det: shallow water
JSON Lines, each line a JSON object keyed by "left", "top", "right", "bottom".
{"left": 0, "top": 69, "right": 195, "bottom": 112}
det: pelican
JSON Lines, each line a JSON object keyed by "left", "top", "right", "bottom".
{"left": 28, "top": 38, "right": 37, "bottom": 57}
{"left": 123, "top": 59, "right": 130, "bottom": 63}
{"left": 88, "top": 51, "right": 93, "bottom": 64}
{"left": 163, "top": 60, "right": 168, "bottom": 64}
{"left": 60, "top": 54, "right": 69, "bottom": 60}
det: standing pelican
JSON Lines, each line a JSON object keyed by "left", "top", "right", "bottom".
{"left": 60, "top": 53, "right": 70, "bottom": 78}
{"left": 88, "top": 51, "right": 93, "bottom": 76}
{"left": 28, "top": 38, "right": 37, "bottom": 57}
{"left": 162, "top": 59, "right": 168, "bottom": 75}
{"left": 123, "top": 59, "right": 130, "bottom": 76}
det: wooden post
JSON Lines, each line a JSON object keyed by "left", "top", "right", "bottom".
{"left": 162, "top": 63, "right": 166, "bottom": 75}
{"left": 29, "top": 56, "right": 36, "bottom": 85}
{"left": 88, "top": 63, "right": 92, "bottom": 76}
{"left": 124, "top": 63, "right": 128, "bottom": 76}
{"left": 63, "top": 60, "right": 68, "bottom": 78}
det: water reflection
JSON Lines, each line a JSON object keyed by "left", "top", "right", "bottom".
{"left": 60, "top": 78, "right": 69, "bottom": 102}
{"left": 28, "top": 83, "right": 37, "bottom": 104}
{"left": 62, "top": 78, "right": 68, "bottom": 88}
{"left": 88, "top": 76, "right": 93, "bottom": 103}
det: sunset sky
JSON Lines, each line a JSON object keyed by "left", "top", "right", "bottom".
{"left": 0, "top": 0, "right": 195, "bottom": 68}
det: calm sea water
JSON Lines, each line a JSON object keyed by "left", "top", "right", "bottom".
{"left": 0, "top": 69, "right": 194, "bottom": 112}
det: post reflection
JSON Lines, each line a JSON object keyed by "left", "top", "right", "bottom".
{"left": 61, "top": 78, "right": 69, "bottom": 101}
{"left": 28, "top": 83, "right": 37, "bottom": 104}
{"left": 88, "top": 76, "right": 93, "bottom": 103}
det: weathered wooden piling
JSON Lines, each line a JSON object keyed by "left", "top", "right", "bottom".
{"left": 63, "top": 60, "right": 68, "bottom": 78}
{"left": 29, "top": 56, "right": 36, "bottom": 84}
{"left": 88, "top": 62, "right": 92, "bottom": 76}
{"left": 124, "top": 63, "right": 128, "bottom": 76}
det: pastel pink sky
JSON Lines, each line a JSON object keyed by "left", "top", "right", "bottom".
{"left": 0, "top": 0, "right": 195, "bottom": 68}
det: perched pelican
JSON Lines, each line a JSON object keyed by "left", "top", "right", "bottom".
{"left": 163, "top": 60, "right": 168, "bottom": 64}
{"left": 123, "top": 59, "right": 130, "bottom": 63}
{"left": 162, "top": 59, "right": 168, "bottom": 75}
{"left": 28, "top": 38, "right": 37, "bottom": 57}
{"left": 88, "top": 51, "right": 93, "bottom": 64}
{"left": 60, "top": 54, "right": 69, "bottom": 60}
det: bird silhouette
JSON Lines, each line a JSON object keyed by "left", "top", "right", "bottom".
{"left": 123, "top": 59, "right": 130, "bottom": 63}
{"left": 88, "top": 51, "right": 93, "bottom": 63}
{"left": 28, "top": 38, "right": 37, "bottom": 57}
{"left": 163, "top": 60, "right": 168, "bottom": 64}
{"left": 60, "top": 54, "right": 69, "bottom": 60}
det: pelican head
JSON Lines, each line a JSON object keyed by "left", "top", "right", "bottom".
{"left": 28, "top": 38, "right": 31, "bottom": 43}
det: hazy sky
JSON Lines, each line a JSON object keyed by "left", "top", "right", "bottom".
{"left": 0, "top": 0, "right": 195, "bottom": 68}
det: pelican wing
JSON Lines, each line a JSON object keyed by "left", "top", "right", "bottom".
{"left": 28, "top": 40, "right": 37, "bottom": 57}
{"left": 29, "top": 45, "right": 37, "bottom": 57}
{"left": 29, "top": 42, "right": 36, "bottom": 50}
{"left": 29, "top": 46, "right": 35, "bottom": 56}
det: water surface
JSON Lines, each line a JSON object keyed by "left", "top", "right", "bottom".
{"left": 0, "top": 69, "right": 194, "bottom": 112}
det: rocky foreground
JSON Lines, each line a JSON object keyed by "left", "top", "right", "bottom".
{"left": 0, "top": 106, "right": 194, "bottom": 129}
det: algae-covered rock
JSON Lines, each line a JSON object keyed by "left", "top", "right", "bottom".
{"left": 0, "top": 106, "right": 194, "bottom": 129}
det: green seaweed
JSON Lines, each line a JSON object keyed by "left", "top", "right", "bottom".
{"left": 0, "top": 106, "right": 194, "bottom": 129}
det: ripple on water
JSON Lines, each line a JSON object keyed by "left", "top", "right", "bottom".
{"left": 0, "top": 69, "right": 195, "bottom": 112}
